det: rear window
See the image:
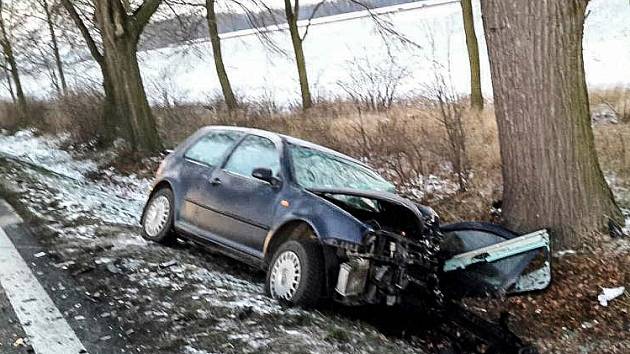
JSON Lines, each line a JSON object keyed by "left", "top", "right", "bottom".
{"left": 184, "top": 131, "right": 241, "bottom": 166}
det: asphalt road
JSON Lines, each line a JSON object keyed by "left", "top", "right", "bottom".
{"left": 0, "top": 199, "right": 127, "bottom": 354}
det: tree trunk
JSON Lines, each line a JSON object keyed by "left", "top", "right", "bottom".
{"left": 43, "top": 0, "right": 68, "bottom": 96}
{"left": 284, "top": 0, "right": 313, "bottom": 110}
{"left": 3, "top": 61, "right": 14, "bottom": 104}
{"left": 95, "top": 0, "right": 162, "bottom": 152}
{"left": 206, "top": 0, "right": 238, "bottom": 111}
{"left": 100, "top": 65, "right": 123, "bottom": 142}
{"left": 481, "top": 0, "right": 622, "bottom": 248}
{"left": 460, "top": 0, "right": 483, "bottom": 110}
{"left": 0, "top": 3, "right": 26, "bottom": 119}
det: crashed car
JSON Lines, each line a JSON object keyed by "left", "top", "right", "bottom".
{"left": 141, "top": 126, "right": 551, "bottom": 307}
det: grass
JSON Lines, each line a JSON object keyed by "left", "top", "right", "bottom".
{"left": 0, "top": 88, "right": 629, "bottom": 222}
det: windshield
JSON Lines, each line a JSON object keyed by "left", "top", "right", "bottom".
{"left": 288, "top": 144, "right": 395, "bottom": 193}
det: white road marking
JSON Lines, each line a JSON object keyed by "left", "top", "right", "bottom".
{"left": 0, "top": 226, "right": 87, "bottom": 354}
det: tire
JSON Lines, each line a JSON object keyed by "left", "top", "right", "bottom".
{"left": 141, "top": 188, "right": 177, "bottom": 245}
{"left": 265, "top": 240, "right": 324, "bottom": 307}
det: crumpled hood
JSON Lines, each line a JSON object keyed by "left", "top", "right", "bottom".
{"left": 306, "top": 187, "right": 428, "bottom": 221}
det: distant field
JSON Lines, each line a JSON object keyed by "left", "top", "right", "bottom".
{"left": 16, "top": 0, "right": 630, "bottom": 106}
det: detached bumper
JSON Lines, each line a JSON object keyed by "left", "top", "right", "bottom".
{"left": 443, "top": 229, "right": 551, "bottom": 294}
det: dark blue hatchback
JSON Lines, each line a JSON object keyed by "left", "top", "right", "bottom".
{"left": 142, "top": 126, "right": 551, "bottom": 306}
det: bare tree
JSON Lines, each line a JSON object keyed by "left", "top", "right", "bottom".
{"left": 428, "top": 76, "right": 468, "bottom": 192}
{"left": 40, "top": 0, "right": 68, "bottom": 96}
{"left": 61, "top": 0, "right": 163, "bottom": 152}
{"left": 0, "top": 0, "right": 27, "bottom": 119}
{"left": 283, "top": 0, "right": 324, "bottom": 111}
{"left": 337, "top": 53, "right": 408, "bottom": 111}
{"left": 206, "top": 0, "right": 237, "bottom": 110}
{"left": 0, "top": 53, "right": 14, "bottom": 103}
{"left": 460, "top": 0, "right": 482, "bottom": 110}
{"left": 482, "top": 0, "right": 623, "bottom": 248}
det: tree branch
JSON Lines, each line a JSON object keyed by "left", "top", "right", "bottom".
{"left": 348, "top": 0, "right": 421, "bottom": 50}
{"left": 300, "top": 0, "right": 325, "bottom": 41}
{"left": 60, "top": 0, "right": 103, "bottom": 64}
{"left": 133, "top": 0, "right": 163, "bottom": 33}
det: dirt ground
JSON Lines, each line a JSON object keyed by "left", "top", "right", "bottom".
{"left": 466, "top": 238, "right": 630, "bottom": 353}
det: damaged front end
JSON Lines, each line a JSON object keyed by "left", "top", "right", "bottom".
{"left": 313, "top": 188, "right": 551, "bottom": 306}
{"left": 326, "top": 226, "right": 444, "bottom": 306}
{"left": 310, "top": 188, "right": 551, "bottom": 353}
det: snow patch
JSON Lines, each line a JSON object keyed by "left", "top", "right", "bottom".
{"left": 0, "top": 129, "right": 96, "bottom": 180}
{"left": 0, "top": 130, "right": 152, "bottom": 235}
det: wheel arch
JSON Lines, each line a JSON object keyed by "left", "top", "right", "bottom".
{"left": 149, "top": 180, "right": 174, "bottom": 197}
{"left": 263, "top": 218, "right": 340, "bottom": 299}
{"left": 263, "top": 219, "right": 320, "bottom": 265}
{"left": 142, "top": 179, "right": 175, "bottom": 221}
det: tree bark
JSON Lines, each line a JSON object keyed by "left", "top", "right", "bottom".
{"left": 481, "top": 0, "right": 622, "bottom": 248}
{"left": 460, "top": 0, "right": 483, "bottom": 110}
{"left": 206, "top": 0, "right": 238, "bottom": 111}
{"left": 42, "top": 0, "right": 68, "bottom": 96}
{"left": 62, "top": 0, "right": 162, "bottom": 152}
{"left": 284, "top": 0, "right": 313, "bottom": 110}
{"left": 94, "top": 0, "right": 162, "bottom": 152}
{"left": 0, "top": 1, "right": 27, "bottom": 119}
{"left": 3, "top": 60, "right": 15, "bottom": 104}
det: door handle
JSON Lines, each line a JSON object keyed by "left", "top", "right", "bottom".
{"left": 209, "top": 177, "right": 222, "bottom": 186}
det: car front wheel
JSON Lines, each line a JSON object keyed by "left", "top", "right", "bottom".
{"left": 265, "top": 240, "right": 323, "bottom": 307}
{"left": 141, "top": 188, "right": 176, "bottom": 244}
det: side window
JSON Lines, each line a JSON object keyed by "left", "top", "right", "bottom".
{"left": 184, "top": 131, "right": 240, "bottom": 166}
{"left": 224, "top": 135, "right": 280, "bottom": 177}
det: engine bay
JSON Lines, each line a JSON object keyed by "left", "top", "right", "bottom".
{"left": 312, "top": 191, "right": 425, "bottom": 238}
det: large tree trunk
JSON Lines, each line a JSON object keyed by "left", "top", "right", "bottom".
{"left": 460, "top": 0, "right": 483, "bottom": 110}
{"left": 285, "top": 0, "right": 313, "bottom": 110}
{"left": 206, "top": 0, "right": 238, "bottom": 111}
{"left": 95, "top": 0, "right": 162, "bottom": 152}
{"left": 0, "top": 2, "right": 26, "bottom": 119}
{"left": 100, "top": 64, "right": 125, "bottom": 143}
{"left": 43, "top": 0, "right": 68, "bottom": 96}
{"left": 481, "top": 0, "right": 622, "bottom": 248}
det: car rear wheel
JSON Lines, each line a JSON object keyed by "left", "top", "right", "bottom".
{"left": 265, "top": 240, "right": 323, "bottom": 307}
{"left": 142, "top": 188, "right": 176, "bottom": 244}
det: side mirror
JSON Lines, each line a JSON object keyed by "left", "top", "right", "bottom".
{"left": 252, "top": 167, "right": 280, "bottom": 186}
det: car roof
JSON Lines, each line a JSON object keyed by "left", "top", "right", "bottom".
{"left": 200, "top": 125, "right": 370, "bottom": 168}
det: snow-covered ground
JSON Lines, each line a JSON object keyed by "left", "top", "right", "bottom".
{"left": 14, "top": 0, "right": 630, "bottom": 106}
{"left": 1, "top": 126, "right": 628, "bottom": 352}
{"left": 0, "top": 130, "right": 444, "bottom": 353}
{"left": 0, "top": 129, "right": 151, "bottom": 232}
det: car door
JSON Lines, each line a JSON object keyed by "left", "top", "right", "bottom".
{"left": 178, "top": 130, "right": 242, "bottom": 228}
{"left": 201, "top": 134, "right": 283, "bottom": 256}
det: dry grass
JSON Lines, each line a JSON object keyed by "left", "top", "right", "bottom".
{"left": 0, "top": 101, "right": 22, "bottom": 131}
{"left": 594, "top": 124, "right": 630, "bottom": 176}
{"left": 0, "top": 90, "right": 105, "bottom": 144}
{"left": 152, "top": 100, "right": 503, "bottom": 221}
{"left": 591, "top": 87, "right": 630, "bottom": 123}
{"left": 1, "top": 88, "right": 629, "bottom": 220}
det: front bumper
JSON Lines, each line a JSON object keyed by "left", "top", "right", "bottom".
{"left": 329, "top": 227, "right": 551, "bottom": 305}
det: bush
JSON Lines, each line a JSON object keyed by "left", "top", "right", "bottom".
{"left": 0, "top": 100, "right": 22, "bottom": 131}
{"left": 52, "top": 89, "right": 106, "bottom": 144}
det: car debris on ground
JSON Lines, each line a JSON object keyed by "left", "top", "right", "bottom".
{"left": 598, "top": 286, "right": 626, "bottom": 307}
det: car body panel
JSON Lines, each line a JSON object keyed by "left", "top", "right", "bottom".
{"left": 267, "top": 187, "right": 372, "bottom": 246}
